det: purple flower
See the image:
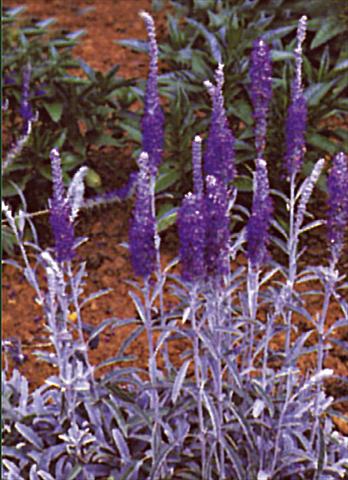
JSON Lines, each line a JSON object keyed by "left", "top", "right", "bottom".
{"left": 192, "top": 135, "right": 203, "bottom": 198}
{"left": 19, "top": 65, "right": 34, "bottom": 129}
{"left": 129, "top": 152, "right": 156, "bottom": 278}
{"left": 247, "top": 159, "right": 273, "bottom": 267}
{"left": 249, "top": 38, "right": 272, "bottom": 157}
{"left": 205, "top": 175, "right": 230, "bottom": 277}
{"left": 284, "top": 16, "right": 308, "bottom": 177}
{"left": 4, "top": 75, "right": 16, "bottom": 85}
{"left": 140, "top": 11, "right": 164, "bottom": 174}
{"left": 178, "top": 192, "right": 206, "bottom": 282}
{"left": 327, "top": 152, "right": 348, "bottom": 262}
{"left": 204, "top": 64, "right": 236, "bottom": 186}
{"left": 49, "top": 148, "right": 75, "bottom": 263}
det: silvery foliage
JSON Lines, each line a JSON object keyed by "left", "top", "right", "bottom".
{"left": 3, "top": 16, "right": 348, "bottom": 480}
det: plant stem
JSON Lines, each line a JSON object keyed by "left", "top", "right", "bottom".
{"left": 190, "top": 284, "right": 207, "bottom": 474}
{"left": 247, "top": 263, "right": 260, "bottom": 374}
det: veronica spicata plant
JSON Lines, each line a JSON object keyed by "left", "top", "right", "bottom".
{"left": 3, "top": 12, "right": 348, "bottom": 480}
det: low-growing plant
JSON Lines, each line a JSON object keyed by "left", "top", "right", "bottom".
{"left": 2, "top": 12, "right": 348, "bottom": 480}
{"left": 2, "top": 6, "right": 133, "bottom": 210}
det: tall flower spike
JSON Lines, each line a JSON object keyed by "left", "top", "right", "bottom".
{"left": 49, "top": 148, "right": 75, "bottom": 263}
{"left": 327, "top": 152, "right": 348, "bottom": 263}
{"left": 139, "top": 11, "right": 164, "bottom": 174}
{"left": 204, "top": 64, "right": 236, "bottom": 186}
{"left": 192, "top": 135, "right": 204, "bottom": 198}
{"left": 20, "top": 64, "right": 34, "bottom": 132}
{"left": 285, "top": 16, "right": 308, "bottom": 177}
{"left": 205, "top": 175, "right": 230, "bottom": 277}
{"left": 247, "top": 159, "right": 273, "bottom": 268}
{"left": 249, "top": 39, "right": 272, "bottom": 158}
{"left": 129, "top": 152, "right": 156, "bottom": 278}
{"left": 178, "top": 192, "right": 206, "bottom": 282}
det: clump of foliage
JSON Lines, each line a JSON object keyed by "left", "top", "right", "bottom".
{"left": 119, "top": 0, "right": 348, "bottom": 195}
{"left": 3, "top": 12, "right": 348, "bottom": 480}
{"left": 2, "top": 6, "right": 133, "bottom": 209}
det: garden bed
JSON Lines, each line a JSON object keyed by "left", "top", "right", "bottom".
{"left": 3, "top": 0, "right": 348, "bottom": 435}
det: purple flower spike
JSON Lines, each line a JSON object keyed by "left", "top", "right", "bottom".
{"left": 204, "top": 64, "right": 236, "bottom": 186}
{"left": 140, "top": 11, "right": 164, "bottom": 174}
{"left": 285, "top": 16, "right": 308, "bottom": 177}
{"left": 178, "top": 192, "right": 206, "bottom": 282}
{"left": 192, "top": 135, "right": 204, "bottom": 198}
{"left": 249, "top": 38, "right": 272, "bottom": 157}
{"left": 327, "top": 152, "right": 348, "bottom": 263}
{"left": 205, "top": 175, "right": 230, "bottom": 277}
{"left": 49, "top": 148, "right": 75, "bottom": 263}
{"left": 247, "top": 159, "right": 273, "bottom": 268}
{"left": 129, "top": 152, "right": 156, "bottom": 278}
{"left": 19, "top": 65, "right": 34, "bottom": 130}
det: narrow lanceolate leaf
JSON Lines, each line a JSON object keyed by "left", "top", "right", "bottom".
{"left": 15, "top": 422, "right": 44, "bottom": 449}
{"left": 128, "top": 290, "right": 147, "bottom": 323}
{"left": 112, "top": 428, "right": 130, "bottom": 463}
{"left": 150, "top": 443, "right": 177, "bottom": 480}
{"left": 172, "top": 360, "right": 191, "bottom": 404}
{"left": 202, "top": 390, "right": 219, "bottom": 437}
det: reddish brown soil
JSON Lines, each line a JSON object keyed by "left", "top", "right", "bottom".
{"left": 2, "top": 0, "right": 348, "bottom": 435}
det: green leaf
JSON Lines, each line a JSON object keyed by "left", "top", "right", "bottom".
{"left": 53, "top": 129, "right": 67, "bottom": 148}
{"left": 36, "top": 17, "right": 56, "bottom": 29}
{"left": 307, "top": 133, "right": 338, "bottom": 155}
{"left": 310, "top": 21, "right": 346, "bottom": 50}
{"left": 229, "top": 100, "right": 253, "bottom": 126}
{"left": 93, "top": 134, "right": 121, "bottom": 147}
{"left": 155, "top": 169, "right": 180, "bottom": 193}
{"left": 43, "top": 101, "right": 63, "bottom": 122}
{"left": 66, "top": 464, "right": 83, "bottom": 480}
{"left": 304, "top": 80, "right": 336, "bottom": 107}
{"left": 116, "top": 39, "right": 148, "bottom": 53}
{"left": 5, "top": 6, "right": 26, "bottom": 17}
{"left": 78, "top": 59, "right": 96, "bottom": 81}
{"left": 85, "top": 168, "right": 102, "bottom": 188}
{"left": 61, "top": 152, "right": 82, "bottom": 171}
{"left": 121, "top": 124, "right": 142, "bottom": 143}
{"left": 262, "top": 25, "right": 296, "bottom": 42}
{"left": 66, "top": 29, "right": 86, "bottom": 41}
{"left": 334, "top": 59, "right": 348, "bottom": 73}
{"left": 59, "top": 77, "right": 90, "bottom": 85}
{"left": 157, "top": 207, "right": 178, "bottom": 233}
{"left": 271, "top": 50, "right": 295, "bottom": 62}
{"left": 234, "top": 175, "right": 253, "bottom": 192}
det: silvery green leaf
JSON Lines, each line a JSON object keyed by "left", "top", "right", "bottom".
{"left": 326, "top": 319, "right": 348, "bottom": 338}
{"left": 270, "top": 235, "right": 288, "bottom": 255}
{"left": 15, "top": 422, "right": 44, "bottom": 449}
{"left": 202, "top": 390, "right": 218, "bottom": 437}
{"left": 220, "top": 435, "right": 245, "bottom": 480}
{"left": 150, "top": 443, "right": 176, "bottom": 480}
{"left": 66, "top": 464, "right": 83, "bottom": 480}
{"left": 112, "top": 428, "right": 130, "bottom": 463}
{"left": 2, "top": 459, "right": 22, "bottom": 477}
{"left": 117, "top": 325, "right": 145, "bottom": 357}
{"left": 186, "top": 18, "right": 222, "bottom": 63}
{"left": 182, "top": 307, "right": 190, "bottom": 324}
{"left": 298, "top": 219, "right": 325, "bottom": 235}
{"left": 128, "top": 290, "right": 146, "bottom": 323}
{"left": 229, "top": 402, "right": 255, "bottom": 450}
{"left": 172, "top": 360, "right": 191, "bottom": 404}
{"left": 104, "top": 397, "right": 128, "bottom": 436}
{"left": 259, "top": 267, "right": 281, "bottom": 287}
{"left": 252, "top": 398, "right": 265, "bottom": 418}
